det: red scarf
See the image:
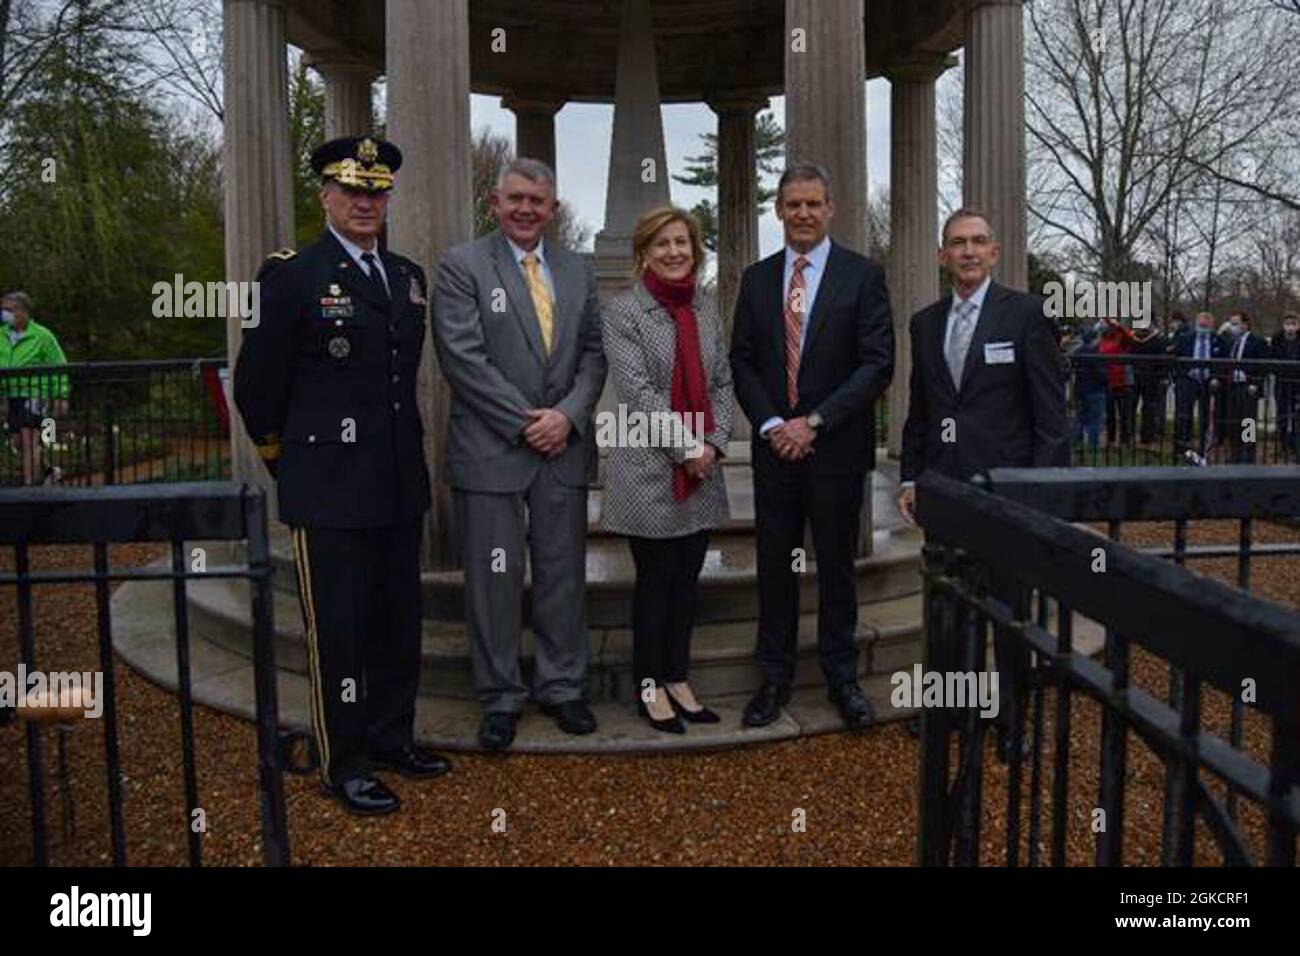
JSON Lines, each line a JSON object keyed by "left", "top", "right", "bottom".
{"left": 641, "top": 270, "right": 716, "bottom": 500}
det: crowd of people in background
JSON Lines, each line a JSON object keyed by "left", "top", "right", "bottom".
{"left": 1062, "top": 309, "right": 1300, "bottom": 462}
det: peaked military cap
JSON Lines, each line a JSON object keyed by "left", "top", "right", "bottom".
{"left": 310, "top": 136, "right": 402, "bottom": 192}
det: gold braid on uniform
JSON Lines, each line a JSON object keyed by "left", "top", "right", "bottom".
{"left": 291, "top": 528, "right": 332, "bottom": 785}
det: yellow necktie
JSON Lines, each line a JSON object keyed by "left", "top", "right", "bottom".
{"left": 522, "top": 253, "right": 554, "bottom": 354}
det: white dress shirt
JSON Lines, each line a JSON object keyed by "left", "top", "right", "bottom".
{"left": 329, "top": 224, "right": 390, "bottom": 294}
{"left": 760, "top": 235, "right": 834, "bottom": 438}
{"left": 506, "top": 235, "right": 555, "bottom": 300}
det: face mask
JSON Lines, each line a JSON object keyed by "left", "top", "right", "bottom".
{"left": 0, "top": 310, "right": 12, "bottom": 326}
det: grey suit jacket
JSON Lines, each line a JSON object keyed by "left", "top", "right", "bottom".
{"left": 599, "top": 281, "right": 732, "bottom": 538}
{"left": 432, "top": 230, "right": 608, "bottom": 493}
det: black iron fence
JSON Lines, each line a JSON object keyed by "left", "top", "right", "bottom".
{"left": 915, "top": 466, "right": 1300, "bottom": 866}
{"left": 0, "top": 482, "right": 289, "bottom": 866}
{"left": 1066, "top": 354, "right": 1300, "bottom": 466}
{"left": 0, "top": 360, "right": 231, "bottom": 487}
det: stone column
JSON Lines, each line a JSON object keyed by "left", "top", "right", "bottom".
{"left": 784, "top": 0, "right": 867, "bottom": 254}
{"left": 885, "top": 56, "right": 950, "bottom": 458}
{"left": 784, "top": 0, "right": 872, "bottom": 554}
{"left": 964, "top": 0, "right": 1027, "bottom": 291}
{"left": 305, "top": 54, "right": 378, "bottom": 139}
{"left": 710, "top": 94, "right": 767, "bottom": 444}
{"left": 386, "top": 0, "right": 472, "bottom": 569}
{"left": 593, "top": 0, "right": 671, "bottom": 297}
{"left": 222, "top": 0, "right": 294, "bottom": 502}
{"left": 503, "top": 95, "right": 563, "bottom": 174}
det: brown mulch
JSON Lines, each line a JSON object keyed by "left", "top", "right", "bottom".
{"left": 0, "top": 519, "right": 1296, "bottom": 867}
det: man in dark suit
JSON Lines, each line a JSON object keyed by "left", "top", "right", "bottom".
{"left": 898, "top": 208, "right": 1068, "bottom": 512}
{"left": 1170, "top": 311, "right": 1226, "bottom": 458}
{"left": 234, "top": 136, "right": 451, "bottom": 816}
{"left": 729, "top": 163, "right": 894, "bottom": 731}
{"left": 1224, "top": 312, "right": 1269, "bottom": 463}
{"left": 898, "top": 207, "right": 1067, "bottom": 754}
{"left": 1130, "top": 323, "right": 1170, "bottom": 446}
{"left": 1272, "top": 314, "right": 1300, "bottom": 459}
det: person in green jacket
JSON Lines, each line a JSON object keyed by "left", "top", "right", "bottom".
{"left": 1, "top": 292, "right": 69, "bottom": 484}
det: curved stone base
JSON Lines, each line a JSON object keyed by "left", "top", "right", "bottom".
{"left": 107, "top": 460, "right": 1104, "bottom": 752}
{"left": 109, "top": 582, "right": 918, "bottom": 753}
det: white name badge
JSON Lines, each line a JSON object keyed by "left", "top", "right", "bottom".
{"left": 985, "top": 341, "right": 1016, "bottom": 365}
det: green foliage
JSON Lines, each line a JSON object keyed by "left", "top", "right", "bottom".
{"left": 290, "top": 60, "right": 328, "bottom": 249}
{"left": 0, "top": 4, "right": 225, "bottom": 361}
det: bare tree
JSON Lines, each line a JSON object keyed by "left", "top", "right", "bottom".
{"left": 1024, "top": 0, "right": 1298, "bottom": 281}
{"left": 120, "top": 0, "right": 222, "bottom": 121}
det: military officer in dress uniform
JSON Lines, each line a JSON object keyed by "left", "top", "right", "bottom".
{"left": 234, "top": 135, "right": 451, "bottom": 816}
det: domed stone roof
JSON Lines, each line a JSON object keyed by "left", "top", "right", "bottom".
{"left": 287, "top": 0, "right": 967, "bottom": 102}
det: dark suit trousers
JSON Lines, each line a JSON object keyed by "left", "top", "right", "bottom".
{"left": 1227, "top": 383, "right": 1259, "bottom": 463}
{"left": 753, "top": 450, "right": 864, "bottom": 688}
{"left": 1174, "top": 378, "right": 1212, "bottom": 451}
{"left": 289, "top": 520, "right": 423, "bottom": 786}
{"left": 627, "top": 531, "right": 710, "bottom": 691}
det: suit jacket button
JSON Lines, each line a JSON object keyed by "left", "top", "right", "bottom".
{"left": 393, "top": 402, "right": 400, "bottom": 411}
{"left": 308, "top": 435, "right": 316, "bottom": 443}
{"left": 392, "top": 374, "right": 399, "bottom": 383}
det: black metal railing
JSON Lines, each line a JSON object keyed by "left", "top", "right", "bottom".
{"left": 915, "top": 466, "right": 1300, "bottom": 866}
{"left": 1066, "top": 354, "right": 1300, "bottom": 466}
{"left": 0, "top": 360, "right": 231, "bottom": 487}
{"left": 0, "top": 482, "right": 289, "bottom": 866}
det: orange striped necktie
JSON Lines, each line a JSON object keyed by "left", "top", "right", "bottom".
{"left": 784, "top": 256, "right": 810, "bottom": 408}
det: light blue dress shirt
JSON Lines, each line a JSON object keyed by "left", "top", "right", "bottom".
{"left": 329, "top": 224, "right": 390, "bottom": 293}
{"left": 760, "top": 235, "right": 834, "bottom": 437}
{"left": 943, "top": 275, "right": 993, "bottom": 363}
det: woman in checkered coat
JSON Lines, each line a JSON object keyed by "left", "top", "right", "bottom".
{"left": 599, "top": 206, "right": 733, "bottom": 734}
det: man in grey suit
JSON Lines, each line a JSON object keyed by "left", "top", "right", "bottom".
{"left": 432, "top": 158, "right": 607, "bottom": 751}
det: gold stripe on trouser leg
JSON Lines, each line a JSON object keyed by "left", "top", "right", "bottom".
{"left": 291, "top": 528, "right": 333, "bottom": 786}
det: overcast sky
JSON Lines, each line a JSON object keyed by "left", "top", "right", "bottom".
{"left": 469, "top": 79, "right": 895, "bottom": 258}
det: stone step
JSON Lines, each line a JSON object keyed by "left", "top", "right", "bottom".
{"left": 113, "top": 572, "right": 922, "bottom": 753}
{"left": 113, "top": 573, "right": 1107, "bottom": 755}
{"left": 185, "top": 567, "right": 925, "bottom": 702}
{"left": 256, "top": 521, "right": 923, "bottom": 627}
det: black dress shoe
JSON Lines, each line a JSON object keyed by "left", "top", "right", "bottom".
{"left": 332, "top": 775, "right": 400, "bottom": 816}
{"left": 664, "top": 687, "right": 720, "bottom": 724}
{"left": 742, "top": 683, "right": 791, "bottom": 728}
{"left": 830, "top": 681, "right": 875, "bottom": 730}
{"left": 540, "top": 699, "right": 597, "bottom": 735}
{"left": 637, "top": 700, "right": 685, "bottom": 734}
{"left": 369, "top": 744, "right": 452, "bottom": 779}
{"left": 479, "top": 712, "right": 519, "bottom": 752}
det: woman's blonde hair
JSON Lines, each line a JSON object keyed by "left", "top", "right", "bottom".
{"left": 631, "top": 206, "right": 706, "bottom": 278}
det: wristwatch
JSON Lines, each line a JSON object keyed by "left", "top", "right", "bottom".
{"left": 807, "top": 411, "right": 824, "bottom": 431}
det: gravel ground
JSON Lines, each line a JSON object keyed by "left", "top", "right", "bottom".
{"left": 0, "top": 518, "right": 1296, "bottom": 867}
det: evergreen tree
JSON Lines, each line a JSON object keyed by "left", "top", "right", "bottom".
{"left": 672, "top": 111, "right": 785, "bottom": 251}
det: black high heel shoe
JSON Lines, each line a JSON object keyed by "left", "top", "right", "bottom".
{"left": 664, "top": 686, "right": 721, "bottom": 724}
{"left": 637, "top": 700, "right": 685, "bottom": 734}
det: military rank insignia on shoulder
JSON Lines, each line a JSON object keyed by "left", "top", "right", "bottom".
{"left": 256, "top": 248, "right": 298, "bottom": 282}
